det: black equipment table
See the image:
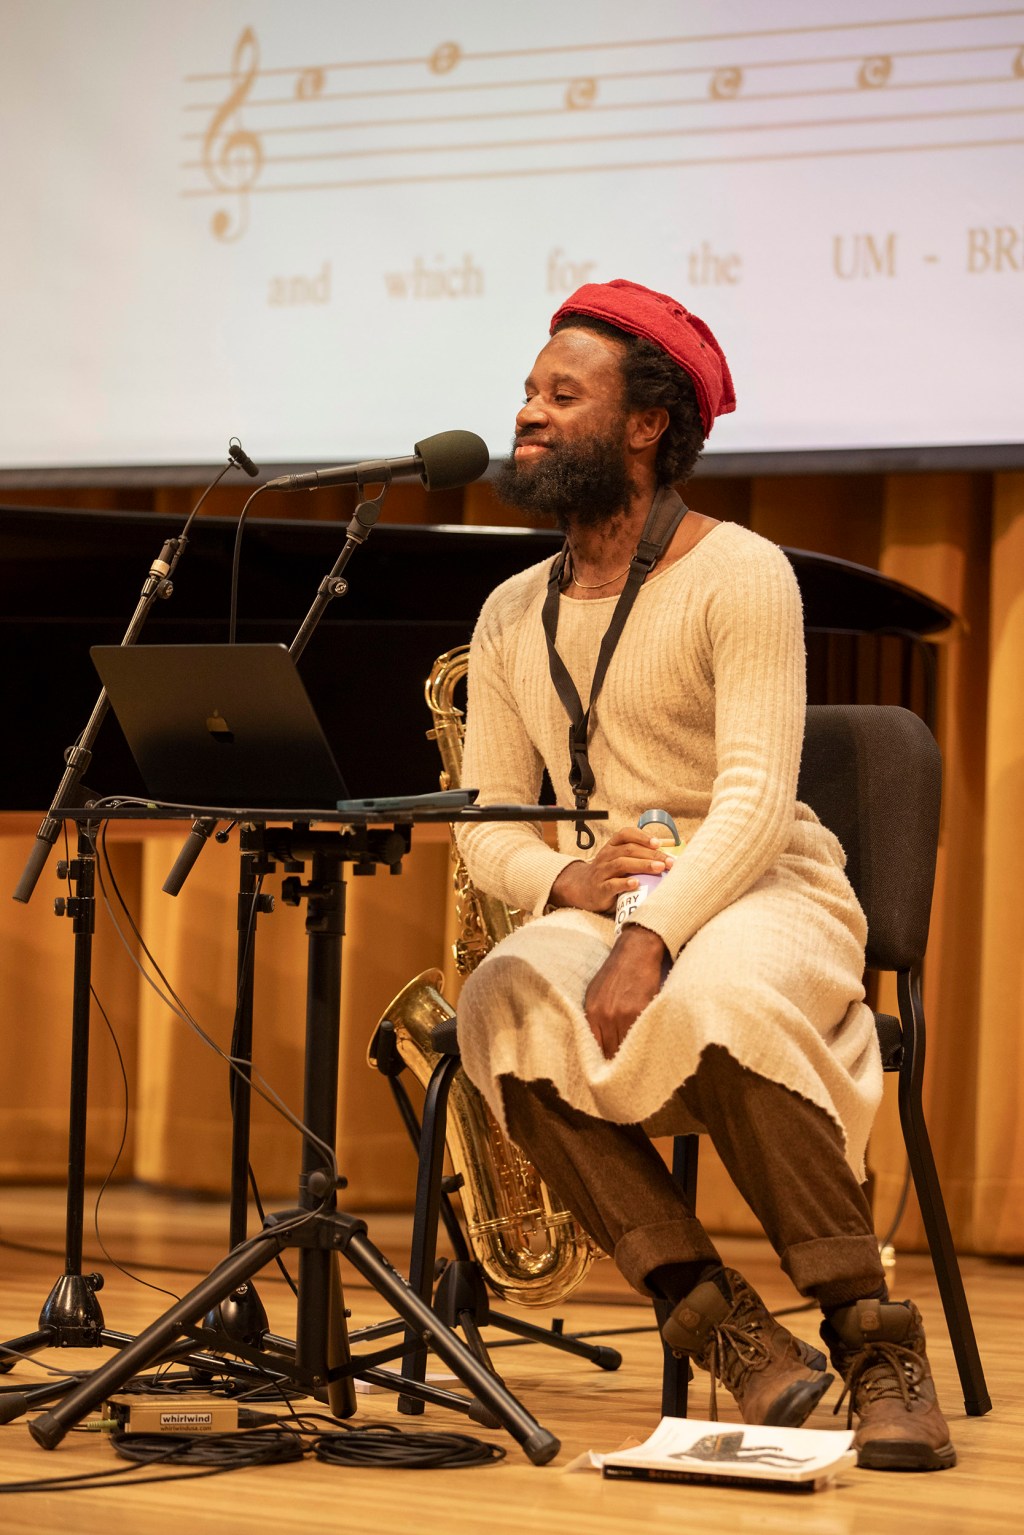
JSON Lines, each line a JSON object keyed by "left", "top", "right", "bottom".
{"left": 25, "top": 802, "right": 602, "bottom": 1462}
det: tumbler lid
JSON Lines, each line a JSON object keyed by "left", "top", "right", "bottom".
{"left": 638, "top": 808, "right": 680, "bottom": 841}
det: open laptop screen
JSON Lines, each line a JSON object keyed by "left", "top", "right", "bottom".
{"left": 91, "top": 644, "right": 349, "bottom": 809}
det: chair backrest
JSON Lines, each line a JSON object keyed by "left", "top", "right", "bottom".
{"left": 796, "top": 705, "right": 942, "bottom": 973}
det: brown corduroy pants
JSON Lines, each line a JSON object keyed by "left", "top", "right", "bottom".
{"left": 501, "top": 1044, "right": 886, "bottom": 1310}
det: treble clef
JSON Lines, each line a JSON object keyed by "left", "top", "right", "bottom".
{"left": 202, "top": 26, "right": 263, "bottom": 242}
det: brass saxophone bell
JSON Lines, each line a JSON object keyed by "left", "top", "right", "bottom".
{"left": 373, "top": 967, "right": 595, "bottom": 1307}
{"left": 367, "top": 645, "right": 596, "bottom": 1307}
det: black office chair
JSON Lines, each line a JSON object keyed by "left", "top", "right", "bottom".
{"left": 659, "top": 704, "right": 991, "bottom": 1419}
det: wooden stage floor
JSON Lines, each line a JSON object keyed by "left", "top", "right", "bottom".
{"left": 0, "top": 1186, "right": 1019, "bottom": 1533}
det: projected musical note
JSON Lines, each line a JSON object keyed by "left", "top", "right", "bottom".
{"left": 709, "top": 67, "right": 743, "bottom": 101}
{"left": 565, "top": 78, "right": 597, "bottom": 110}
{"left": 201, "top": 27, "right": 263, "bottom": 242}
{"left": 181, "top": 13, "right": 1024, "bottom": 240}
{"left": 296, "top": 66, "right": 326, "bottom": 101}
{"left": 429, "top": 41, "right": 461, "bottom": 75}
{"left": 857, "top": 55, "right": 893, "bottom": 90}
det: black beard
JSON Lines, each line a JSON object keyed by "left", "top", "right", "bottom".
{"left": 494, "top": 427, "right": 636, "bottom": 531}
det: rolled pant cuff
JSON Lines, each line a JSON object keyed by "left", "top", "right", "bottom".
{"left": 782, "top": 1235, "right": 887, "bottom": 1299}
{"left": 614, "top": 1220, "right": 721, "bottom": 1298}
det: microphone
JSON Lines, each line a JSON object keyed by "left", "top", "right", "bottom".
{"left": 228, "top": 440, "right": 260, "bottom": 477}
{"left": 264, "top": 429, "right": 489, "bottom": 494}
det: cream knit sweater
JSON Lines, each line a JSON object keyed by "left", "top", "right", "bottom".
{"left": 455, "top": 520, "right": 882, "bottom": 1170}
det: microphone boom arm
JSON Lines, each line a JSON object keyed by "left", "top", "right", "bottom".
{"left": 13, "top": 534, "right": 186, "bottom": 904}
{"left": 163, "top": 491, "right": 385, "bottom": 897}
{"left": 13, "top": 451, "right": 249, "bottom": 904}
{"left": 288, "top": 492, "right": 383, "bottom": 663}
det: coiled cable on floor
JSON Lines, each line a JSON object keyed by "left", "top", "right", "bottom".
{"left": 113, "top": 1427, "right": 306, "bottom": 1470}
{"left": 311, "top": 1424, "right": 505, "bottom": 1469}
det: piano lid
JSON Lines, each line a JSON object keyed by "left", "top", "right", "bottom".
{"left": 0, "top": 505, "right": 953, "bottom": 635}
{"left": 0, "top": 506, "right": 953, "bottom": 811}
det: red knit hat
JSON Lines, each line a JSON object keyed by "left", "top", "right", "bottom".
{"left": 550, "top": 278, "right": 736, "bottom": 437}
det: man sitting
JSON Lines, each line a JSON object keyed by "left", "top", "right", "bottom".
{"left": 453, "top": 279, "right": 955, "bottom": 1471}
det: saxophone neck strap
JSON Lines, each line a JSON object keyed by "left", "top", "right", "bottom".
{"left": 542, "top": 487, "right": 688, "bottom": 850}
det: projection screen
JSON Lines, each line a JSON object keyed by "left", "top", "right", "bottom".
{"left": 1, "top": 0, "right": 1021, "bottom": 476}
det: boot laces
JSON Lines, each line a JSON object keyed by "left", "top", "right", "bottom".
{"left": 833, "top": 1341, "right": 926, "bottom": 1428}
{"left": 702, "top": 1291, "right": 773, "bottom": 1421}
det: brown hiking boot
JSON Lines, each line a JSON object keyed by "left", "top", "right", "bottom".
{"left": 821, "top": 1298, "right": 956, "bottom": 1471}
{"left": 662, "top": 1267, "right": 834, "bottom": 1426}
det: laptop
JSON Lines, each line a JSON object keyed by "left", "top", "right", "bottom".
{"left": 90, "top": 643, "right": 352, "bottom": 810}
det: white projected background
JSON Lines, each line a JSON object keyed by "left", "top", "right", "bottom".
{"left": 1, "top": 0, "right": 1021, "bottom": 471}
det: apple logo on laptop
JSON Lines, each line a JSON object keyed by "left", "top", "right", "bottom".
{"left": 206, "top": 709, "right": 235, "bottom": 745}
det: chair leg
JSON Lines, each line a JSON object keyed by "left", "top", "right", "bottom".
{"left": 656, "top": 1135, "right": 700, "bottom": 1417}
{"left": 391, "top": 1046, "right": 627, "bottom": 1397}
{"left": 897, "top": 969, "right": 992, "bottom": 1416}
{"left": 673, "top": 1133, "right": 700, "bottom": 1208}
{"left": 657, "top": 1299, "right": 691, "bottom": 1417}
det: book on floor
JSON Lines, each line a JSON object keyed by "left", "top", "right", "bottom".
{"left": 594, "top": 1417, "right": 856, "bottom": 1493}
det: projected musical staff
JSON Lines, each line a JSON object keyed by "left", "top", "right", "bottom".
{"left": 182, "top": 10, "right": 1024, "bottom": 240}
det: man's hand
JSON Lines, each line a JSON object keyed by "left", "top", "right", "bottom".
{"left": 548, "top": 825, "right": 674, "bottom": 915}
{"left": 584, "top": 925, "right": 670, "bottom": 1060}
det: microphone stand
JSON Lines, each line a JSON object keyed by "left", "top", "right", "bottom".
{"left": 289, "top": 485, "right": 382, "bottom": 660}
{"left": 162, "top": 488, "right": 387, "bottom": 1351}
{"left": 13, "top": 457, "right": 242, "bottom": 905}
{"left": 0, "top": 453, "right": 252, "bottom": 1411}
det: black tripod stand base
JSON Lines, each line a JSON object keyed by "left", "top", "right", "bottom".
{"left": 205, "top": 1283, "right": 271, "bottom": 1350}
{"left": 28, "top": 1211, "right": 560, "bottom": 1464}
{"left": 38, "top": 1271, "right": 106, "bottom": 1344}
{"left": 0, "top": 1271, "right": 109, "bottom": 1380}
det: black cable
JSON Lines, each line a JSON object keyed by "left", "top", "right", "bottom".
{"left": 113, "top": 1427, "right": 306, "bottom": 1470}
{"left": 228, "top": 484, "right": 272, "bottom": 645}
{"left": 93, "top": 824, "right": 340, "bottom": 1213}
{"left": 108, "top": 1399, "right": 506, "bottom": 1473}
{"left": 104, "top": 1421, "right": 504, "bottom": 1472}
{"left": 97, "top": 820, "right": 337, "bottom": 1171}
{"left": 310, "top": 1425, "right": 505, "bottom": 1469}
{"left": 244, "top": 1167, "right": 298, "bottom": 1298}
{"left": 0, "top": 1231, "right": 265, "bottom": 1280}
{"left": 772, "top": 1299, "right": 817, "bottom": 1318}
{"left": 0, "top": 1449, "right": 245, "bottom": 1494}
{"left": 0, "top": 1353, "right": 84, "bottom": 1385}
{"left": 117, "top": 1369, "right": 250, "bottom": 1399}
{"left": 0, "top": 1233, "right": 380, "bottom": 1295}
{"left": 87, "top": 988, "right": 180, "bottom": 1305}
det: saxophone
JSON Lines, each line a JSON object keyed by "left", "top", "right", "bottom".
{"left": 368, "top": 645, "right": 596, "bottom": 1308}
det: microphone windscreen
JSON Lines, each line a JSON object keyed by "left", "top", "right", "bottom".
{"left": 415, "top": 430, "right": 489, "bottom": 491}
{"left": 229, "top": 440, "right": 260, "bottom": 477}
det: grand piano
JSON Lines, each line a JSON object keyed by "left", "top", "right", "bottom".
{"left": 0, "top": 505, "right": 953, "bottom": 811}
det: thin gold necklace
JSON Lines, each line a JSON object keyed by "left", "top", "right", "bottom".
{"left": 567, "top": 550, "right": 634, "bottom": 590}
